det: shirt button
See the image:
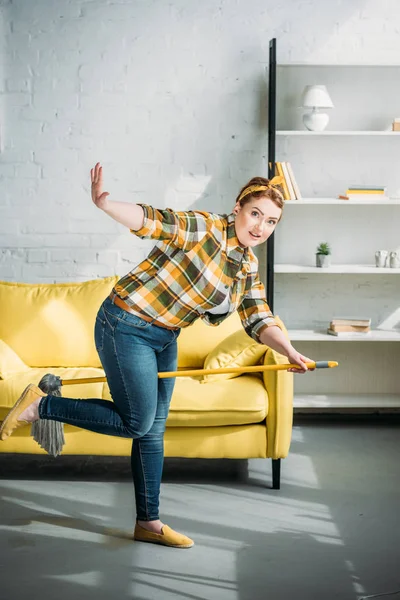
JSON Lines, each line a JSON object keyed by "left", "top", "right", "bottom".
{"left": 225, "top": 284, "right": 229, "bottom": 289}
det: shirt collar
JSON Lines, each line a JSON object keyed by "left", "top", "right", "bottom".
{"left": 226, "top": 213, "right": 249, "bottom": 261}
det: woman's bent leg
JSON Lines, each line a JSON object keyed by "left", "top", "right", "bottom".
{"left": 39, "top": 300, "right": 160, "bottom": 438}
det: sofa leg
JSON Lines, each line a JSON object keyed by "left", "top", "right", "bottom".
{"left": 272, "top": 459, "right": 281, "bottom": 490}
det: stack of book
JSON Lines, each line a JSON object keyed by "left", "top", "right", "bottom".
{"left": 345, "top": 186, "right": 387, "bottom": 201}
{"left": 274, "top": 162, "right": 302, "bottom": 201}
{"left": 327, "top": 317, "right": 371, "bottom": 337}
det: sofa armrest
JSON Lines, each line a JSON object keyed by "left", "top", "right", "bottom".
{"left": 262, "top": 317, "right": 294, "bottom": 459}
{"left": 0, "top": 339, "right": 30, "bottom": 379}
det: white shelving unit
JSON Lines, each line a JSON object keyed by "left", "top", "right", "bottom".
{"left": 288, "top": 330, "right": 400, "bottom": 342}
{"left": 294, "top": 394, "right": 400, "bottom": 412}
{"left": 272, "top": 61, "right": 400, "bottom": 412}
{"left": 277, "top": 131, "right": 400, "bottom": 136}
{"left": 275, "top": 265, "right": 400, "bottom": 274}
{"left": 284, "top": 198, "right": 400, "bottom": 205}
{"left": 277, "top": 64, "right": 400, "bottom": 67}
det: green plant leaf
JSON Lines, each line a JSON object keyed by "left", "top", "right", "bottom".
{"left": 316, "top": 242, "right": 331, "bottom": 255}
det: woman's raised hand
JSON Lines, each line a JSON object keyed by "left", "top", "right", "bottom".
{"left": 90, "top": 162, "right": 110, "bottom": 210}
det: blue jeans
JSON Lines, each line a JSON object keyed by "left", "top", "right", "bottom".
{"left": 39, "top": 296, "right": 181, "bottom": 521}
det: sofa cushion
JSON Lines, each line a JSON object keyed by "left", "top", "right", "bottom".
{"left": 202, "top": 328, "right": 267, "bottom": 383}
{"left": 167, "top": 374, "right": 268, "bottom": 426}
{"left": 0, "top": 277, "right": 118, "bottom": 368}
{"left": 0, "top": 339, "right": 31, "bottom": 379}
{"left": 102, "top": 371, "right": 268, "bottom": 427}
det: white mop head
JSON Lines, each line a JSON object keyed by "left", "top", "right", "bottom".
{"left": 32, "top": 373, "right": 65, "bottom": 457}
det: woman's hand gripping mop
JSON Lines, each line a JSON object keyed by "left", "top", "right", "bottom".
{"left": 32, "top": 360, "right": 339, "bottom": 456}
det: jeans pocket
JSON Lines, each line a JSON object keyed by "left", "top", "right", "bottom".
{"left": 122, "top": 313, "right": 153, "bottom": 329}
{"left": 103, "top": 302, "right": 152, "bottom": 330}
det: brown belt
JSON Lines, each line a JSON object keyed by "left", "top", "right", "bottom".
{"left": 109, "top": 294, "right": 180, "bottom": 331}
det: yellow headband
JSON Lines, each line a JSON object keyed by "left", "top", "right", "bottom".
{"left": 237, "top": 175, "right": 284, "bottom": 204}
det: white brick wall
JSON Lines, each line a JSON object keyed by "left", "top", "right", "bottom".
{"left": 1, "top": 0, "right": 400, "bottom": 283}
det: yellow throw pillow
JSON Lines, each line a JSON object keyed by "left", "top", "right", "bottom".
{"left": 201, "top": 329, "right": 267, "bottom": 383}
{"left": 0, "top": 339, "right": 31, "bottom": 379}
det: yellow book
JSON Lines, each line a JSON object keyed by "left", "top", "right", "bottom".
{"left": 282, "top": 162, "right": 296, "bottom": 200}
{"left": 275, "top": 162, "right": 290, "bottom": 200}
{"left": 346, "top": 189, "right": 385, "bottom": 194}
{"left": 286, "top": 162, "right": 302, "bottom": 200}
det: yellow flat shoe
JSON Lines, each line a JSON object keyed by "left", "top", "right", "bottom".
{"left": 134, "top": 523, "right": 194, "bottom": 548}
{"left": 0, "top": 383, "right": 46, "bottom": 441}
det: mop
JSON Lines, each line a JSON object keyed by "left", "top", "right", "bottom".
{"left": 33, "top": 360, "right": 338, "bottom": 456}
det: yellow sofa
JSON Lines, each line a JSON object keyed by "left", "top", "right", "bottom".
{"left": 0, "top": 277, "right": 293, "bottom": 488}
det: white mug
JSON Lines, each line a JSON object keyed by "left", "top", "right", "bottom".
{"left": 389, "top": 251, "right": 400, "bottom": 268}
{"left": 375, "top": 250, "right": 388, "bottom": 268}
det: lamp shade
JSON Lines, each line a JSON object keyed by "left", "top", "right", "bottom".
{"left": 301, "top": 85, "right": 334, "bottom": 109}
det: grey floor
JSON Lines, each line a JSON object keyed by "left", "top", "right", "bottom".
{"left": 1, "top": 415, "right": 400, "bottom": 600}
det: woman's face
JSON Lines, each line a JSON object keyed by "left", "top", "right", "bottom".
{"left": 233, "top": 196, "right": 282, "bottom": 248}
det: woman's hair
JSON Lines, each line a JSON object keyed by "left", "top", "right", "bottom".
{"left": 235, "top": 176, "right": 284, "bottom": 219}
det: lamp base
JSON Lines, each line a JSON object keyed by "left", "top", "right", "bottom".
{"left": 303, "top": 110, "right": 329, "bottom": 131}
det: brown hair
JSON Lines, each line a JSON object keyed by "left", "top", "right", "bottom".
{"left": 235, "top": 176, "right": 284, "bottom": 220}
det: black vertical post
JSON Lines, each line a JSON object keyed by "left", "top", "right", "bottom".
{"left": 267, "top": 38, "right": 277, "bottom": 311}
{"left": 272, "top": 458, "right": 281, "bottom": 490}
{"left": 268, "top": 41, "right": 282, "bottom": 492}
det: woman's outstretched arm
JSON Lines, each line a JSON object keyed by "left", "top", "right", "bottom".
{"left": 90, "top": 162, "right": 144, "bottom": 230}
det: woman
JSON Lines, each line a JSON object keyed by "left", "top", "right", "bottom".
{"left": 0, "top": 163, "right": 313, "bottom": 549}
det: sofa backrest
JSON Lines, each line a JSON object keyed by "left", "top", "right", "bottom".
{"left": 0, "top": 278, "right": 243, "bottom": 369}
{"left": 178, "top": 310, "right": 242, "bottom": 368}
{"left": 0, "top": 277, "right": 118, "bottom": 368}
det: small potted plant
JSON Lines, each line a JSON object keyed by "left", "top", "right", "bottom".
{"left": 316, "top": 242, "right": 331, "bottom": 267}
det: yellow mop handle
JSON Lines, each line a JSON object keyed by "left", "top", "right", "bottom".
{"left": 59, "top": 361, "right": 338, "bottom": 386}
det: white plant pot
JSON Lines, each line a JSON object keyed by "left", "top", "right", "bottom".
{"left": 316, "top": 254, "right": 331, "bottom": 268}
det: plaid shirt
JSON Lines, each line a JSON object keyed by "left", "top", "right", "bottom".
{"left": 113, "top": 205, "right": 281, "bottom": 343}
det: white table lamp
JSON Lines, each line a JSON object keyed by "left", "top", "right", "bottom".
{"left": 301, "top": 85, "right": 334, "bottom": 131}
